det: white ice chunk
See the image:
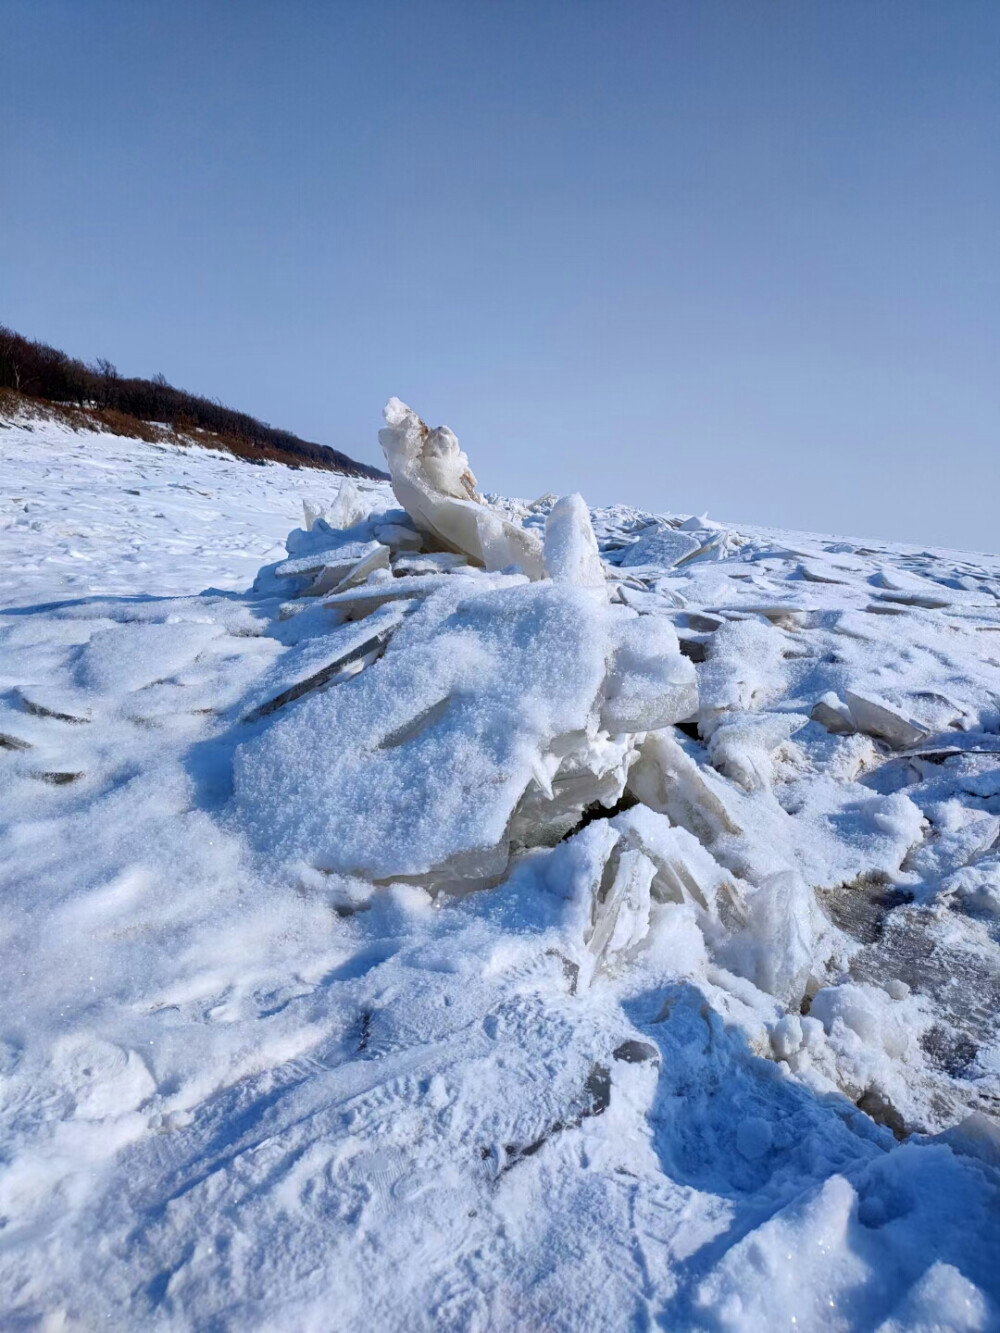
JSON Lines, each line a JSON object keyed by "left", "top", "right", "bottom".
{"left": 811, "top": 691, "right": 856, "bottom": 734}
{"left": 275, "top": 540, "right": 391, "bottom": 597}
{"left": 770, "top": 1013, "right": 803, "bottom": 1060}
{"left": 600, "top": 615, "right": 698, "bottom": 734}
{"left": 52, "top": 1035, "right": 156, "bottom": 1120}
{"left": 301, "top": 498, "right": 323, "bottom": 531}
{"left": 325, "top": 478, "right": 371, "bottom": 530}
{"left": 508, "top": 729, "right": 637, "bottom": 850}
{"left": 274, "top": 540, "right": 383, "bottom": 581}
{"left": 905, "top": 801, "right": 1000, "bottom": 884}
{"left": 614, "top": 803, "right": 736, "bottom": 917}
{"left": 239, "top": 603, "right": 407, "bottom": 723}
{"left": 233, "top": 582, "right": 617, "bottom": 885}
{"left": 392, "top": 551, "right": 469, "bottom": 576}
{"left": 843, "top": 691, "right": 930, "bottom": 750}
{"left": 810, "top": 981, "right": 915, "bottom": 1079}
{"left": 299, "top": 482, "right": 371, "bottom": 538}
{"left": 707, "top": 711, "right": 809, "bottom": 791}
{"left": 373, "top": 521, "right": 423, "bottom": 551}
{"left": 941, "top": 856, "right": 1000, "bottom": 917}
{"left": 871, "top": 566, "right": 942, "bottom": 594}
{"left": 587, "top": 845, "right": 656, "bottom": 969}
{"left": 320, "top": 570, "right": 485, "bottom": 620}
{"left": 698, "top": 617, "right": 787, "bottom": 736}
{"left": 694, "top": 1176, "right": 864, "bottom": 1330}
{"left": 679, "top": 512, "right": 724, "bottom": 531}
{"left": 543, "top": 494, "right": 606, "bottom": 590}
{"left": 941, "top": 1111, "right": 1000, "bottom": 1170}
{"left": 307, "top": 542, "right": 391, "bottom": 596}
{"left": 283, "top": 517, "right": 363, "bottom": 561}
{"left": 545, "top": 820, "right": 656, "bottom": 978}
{"left": 736, "top": 869, "right": 820, "bottom": 1006}
{"left": 629, "top": 729, "right": 744, "bottom": 838}
{"left": 796, "top": 560, "right": 850, "bottom": 585}
{"left": 476, "top": 505, "right": 547, "bottom": 577}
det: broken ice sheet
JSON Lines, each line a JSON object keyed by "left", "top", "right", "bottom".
{"left": 274, "top": 540, "right": 390, "bottom": 596}
{"left": 237, "top": 602, "right": 408, "bottom": 723}
{"left": 618, "top": 525, "right": 702, "bottom": 569}
{"left": 843, "top": 690, "right": 930, "bottom": 749}
{"left": 707, "top": 711, "right": 810, "bottom": 792}
{"left": 233, "top": 577, "right": 698, "bottom": 887}
{"left": 233, "top": 581, "right": 621, "bottom": 883}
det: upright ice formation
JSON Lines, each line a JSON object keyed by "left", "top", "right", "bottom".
{"left": 300, "top": 479, "right": 370, "bottom": 533}
{"left": 543, "top": 493, "right": 606, "bottom": 590}
{"left": 324, "top": 478, "right": 371, "bottom": 530}
{"left": 378, "top": 397, "right": 545, "bottom": 578}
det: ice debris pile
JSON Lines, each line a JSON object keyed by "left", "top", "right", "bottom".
{"left": 234, "top": 399, "right": 1000, "bottom": 1132}
{"left": 237, "top": 402, "right": 696, "bottom": 900}
{"left": 3, "top": 401, "right": 1000, "bottom": 1329}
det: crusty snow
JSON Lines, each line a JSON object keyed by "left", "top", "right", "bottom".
{"left": 2, "top": 411, "right": 1000, "bottom": 1331}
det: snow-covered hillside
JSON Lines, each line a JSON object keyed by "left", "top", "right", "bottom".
{"left": 2, "top": 409, "right": 1000, "bottom": 1331}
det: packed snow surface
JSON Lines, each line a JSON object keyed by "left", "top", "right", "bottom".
{"left": 2, "top": 408, "right": 1000, "bottom": 1331}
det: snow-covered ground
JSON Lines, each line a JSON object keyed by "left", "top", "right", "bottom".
{"left": 2, "top": 411, "right": 1000, "bottom": 1331}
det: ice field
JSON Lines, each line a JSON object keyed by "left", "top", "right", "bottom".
{"left": 2, "top": 404, "right": 999, "bottom": 1331}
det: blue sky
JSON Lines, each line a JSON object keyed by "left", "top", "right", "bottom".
{"left": 2, "top": 1, "right": 998, "bottom": 550}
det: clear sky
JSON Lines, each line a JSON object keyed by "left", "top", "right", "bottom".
{"left": 2, "top": 2, "right": 998, "bottom": 551}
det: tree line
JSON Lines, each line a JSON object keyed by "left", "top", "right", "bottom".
{"left": 0, "top": 324, "right": 386, "bottom": 477}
